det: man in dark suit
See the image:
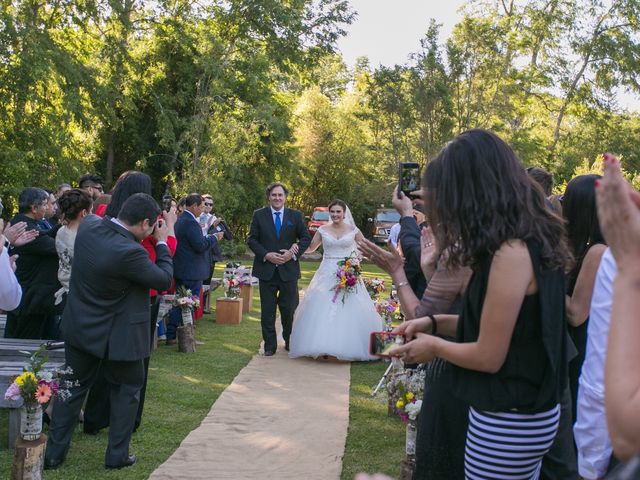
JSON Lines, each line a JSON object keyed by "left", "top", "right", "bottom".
{"left": 166, "top": 193, "right": 223, "bottom": 344}
{"left": 5, "top": 187, "right": 61, "bottom": 339}
{"left": 45, "top": 193, "right": 173, "bottom": 470}
{"left": 247, "top": 183, "right": 311, "bottom": 355}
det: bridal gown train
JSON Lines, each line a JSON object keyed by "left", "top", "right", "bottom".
{"left": 289, "top": 227, "right": 383, "bottom": 361}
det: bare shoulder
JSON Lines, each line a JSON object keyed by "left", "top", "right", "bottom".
{"left": 494, "top": 239, "right": 530, "bottom": 262}
{"left": 492, "top": 240, "right": 534, "bottom": 275}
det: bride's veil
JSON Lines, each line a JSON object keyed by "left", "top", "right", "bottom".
{"left": 328, "top": 202, "right": 356, "bottom": 228}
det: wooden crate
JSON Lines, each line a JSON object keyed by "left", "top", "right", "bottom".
{"left": 239, "top": 285, "right": 252, "bottom": 313}
{"left": 215, "top": 298, "right": 243, "bottom": 324}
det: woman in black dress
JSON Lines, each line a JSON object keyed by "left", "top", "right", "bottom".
{"left": 392, "top": 129, "right": 571, "bottom": 479}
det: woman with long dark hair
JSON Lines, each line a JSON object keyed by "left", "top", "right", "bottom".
{"left": 392, "top": 129, "right": 571, "bottom": 479}
{"left": 562, "top": 174, "right": 606, "bottom": 422}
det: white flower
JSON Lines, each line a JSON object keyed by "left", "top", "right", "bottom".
{"left": 405, "top": 400, "right": 422, "bottom": 420}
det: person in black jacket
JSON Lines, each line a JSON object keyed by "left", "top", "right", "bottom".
{"left": 247, "top": 183, "right": 311, "bottom": 355}
{"left": 44, "top": 193, "right": 173, "bottom": 470}
{"left": 165, "top": 193, "right": 222, "bottom": 344}
{"left": 5, "top": 187, "right": 61, "bottom": 339}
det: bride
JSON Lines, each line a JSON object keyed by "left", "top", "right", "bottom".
{"left": 289, "top": 200, "right": 383, "bottom": 361}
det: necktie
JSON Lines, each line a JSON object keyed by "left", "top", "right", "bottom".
{"left": 274, "top": 211, "right": 282, "bottom": 238}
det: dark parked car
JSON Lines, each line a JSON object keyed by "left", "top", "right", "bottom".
{"left": 368, "top": 208, "right": 401, "bottom": 244}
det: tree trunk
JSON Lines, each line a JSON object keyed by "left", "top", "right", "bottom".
{"left": 177, "top": 323, "right": 196, "bottom": 353}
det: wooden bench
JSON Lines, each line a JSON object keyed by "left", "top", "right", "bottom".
{"left": 0, "top": 314, "right": 6, "bottom": 338}
{"left": 0, "top": 339, "right": 65, "bottom": 448}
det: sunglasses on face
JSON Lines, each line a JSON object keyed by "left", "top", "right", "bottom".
{"left": 204, "top": 203, "right": 213, "bottom": 207}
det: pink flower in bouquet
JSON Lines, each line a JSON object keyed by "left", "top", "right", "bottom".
{"left": 35, "top": 384, "right": 52, "bottom": 404}
{"left": 41, "top": 379, "right": 59, "bottom": 395}
{"left": 346, "top": 276, "right": 357, "bottom": 287}
{"left": 4, "top": 382, "right": 21, "bottom": 401}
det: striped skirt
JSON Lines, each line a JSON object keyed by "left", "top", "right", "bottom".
{"left": 464, "top": 404, "right": 561, "bottom": 480}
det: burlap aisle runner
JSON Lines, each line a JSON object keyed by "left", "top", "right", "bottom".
{"left": 149, "top": 338, "right": 351, "bottom": 479}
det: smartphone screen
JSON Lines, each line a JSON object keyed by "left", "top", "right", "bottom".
{"left": 370, "top": 331, "right": 405, "bottom": 357}
{"left": 398, "top": 162, "right": 421, "bottom": 197}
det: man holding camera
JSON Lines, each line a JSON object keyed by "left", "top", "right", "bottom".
{"left": 45, "top": 193, "right": 173, "bottom": 470}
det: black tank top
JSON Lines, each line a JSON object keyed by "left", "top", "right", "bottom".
{"left": 451, "top": 240, "right": 568, "bottom": 413}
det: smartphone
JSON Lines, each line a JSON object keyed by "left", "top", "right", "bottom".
{"left": 369, "top": 331, "right": 405, "bottom": 357}
{"left": 398, "top": 162, "right": 420, "bottom": 198}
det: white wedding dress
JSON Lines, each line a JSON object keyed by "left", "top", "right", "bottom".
{"left": 289, "top": 226, "right": 383, "bottom": 361}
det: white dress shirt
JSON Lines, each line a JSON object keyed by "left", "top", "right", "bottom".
{"left": 0, "top": 246, "right": 22, "bottom": 311}
{"left": 270, "top": 207, "right": 284, "bottom": 225}
{"left": 574, "top": 248, "right": 617, "bottom": 479}
{"left": 388, "top": 223, "right": 401, "bottom": 249}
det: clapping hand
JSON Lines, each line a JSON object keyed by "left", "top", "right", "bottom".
{"left": 356, "top": 237, "right": 404, "bottom": 277}
{"left": 420, "top": 226, "right": 438, "bottom": 279}
{"left": 1, "top": 220, "right": 39, "bottom": 247}
{"left": 596, "top": 153, "right": 640, "bottom": 272}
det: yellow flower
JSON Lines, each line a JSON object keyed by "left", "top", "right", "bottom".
{"left": 15, "top": 372, "right": 36, "bottom": 387}
{"left": 406, "top": 392, "right": 415, "bottom": 401}
{"left": 396, "top": 399, "right": 405, "bottom": 409}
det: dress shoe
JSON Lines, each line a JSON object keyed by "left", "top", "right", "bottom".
{"left": 105, "top": 454, "right": 137, "bottom": 470}
{"left": 285, "top": 342, "right": 290, "bottom": 352}
{"left": 165, "top": 339, "right": 177, "bottom": 346}
{"left": 44, "top": 457, "right": 65, "bottom": 470}
{"left": 263, "top": 350, "right": 275, "bottom": 356}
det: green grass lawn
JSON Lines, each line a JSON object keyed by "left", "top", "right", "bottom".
{"left": 0, "top": 260, "right": 404, "bottom": 479}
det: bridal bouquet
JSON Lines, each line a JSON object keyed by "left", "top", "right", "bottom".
{"left": 331, "top": 253, "right": 362, "bottom": 304}
{"left": 4, "top": 345, "right": 75, "bottom": 406}
{"left": 363, "top": 277, "right": 385, "bottom": 300}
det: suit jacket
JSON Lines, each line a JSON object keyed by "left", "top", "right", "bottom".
{"left": 173, "top": 211, "right": 220, "bottom": 281}
{"left": 399, "top": 216, "right": 427, "bottom": 298}
{"left": 61, "top": 215, "right": 173, "bottom": 361}
{"left": 9, "top": 214, "right": 61, "bottom": 317}
{"left": 247, "top": 207, "right": 311, "bottom": 282}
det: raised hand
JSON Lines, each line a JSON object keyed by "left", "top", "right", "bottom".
{"left": 2, "top": 221, "right": 39, "bottom": 247}
{"left": 391, "top": 186, "right": 413, "bottom": 216}
{"left": 356, "top": 237, "right": 404, "bottom": 277}
{"left": 420, "top": 226, "right": 438, "bottom": 279}
{"left": 597, "top": 153, "right": 640, "bottom": 273}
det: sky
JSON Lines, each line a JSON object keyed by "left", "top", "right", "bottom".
{"left": 336, "top": 0, "right": 639, "bottom": 111}
{"left": 336, "top": 0, "right": 467, "bottom": 69}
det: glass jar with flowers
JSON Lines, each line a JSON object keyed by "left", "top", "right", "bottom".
{"left": 4, "top": 346, "right": 74, "bottom": 441}
{"left": 173, "top": 285, "right": 200, "bottom": 325}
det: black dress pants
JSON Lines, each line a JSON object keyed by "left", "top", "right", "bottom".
{"left": 258, "top": 268, "right": 299, "bottom": 352}
{"left": 84, "top": 298, "right": 159, "bottom": 432}
{"left": 45, "top": 344, "right": 144, "bottom": 465}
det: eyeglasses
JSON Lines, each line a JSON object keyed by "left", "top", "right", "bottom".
{"left": 204, "top": 203, "right": 213, "bottom": 207}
